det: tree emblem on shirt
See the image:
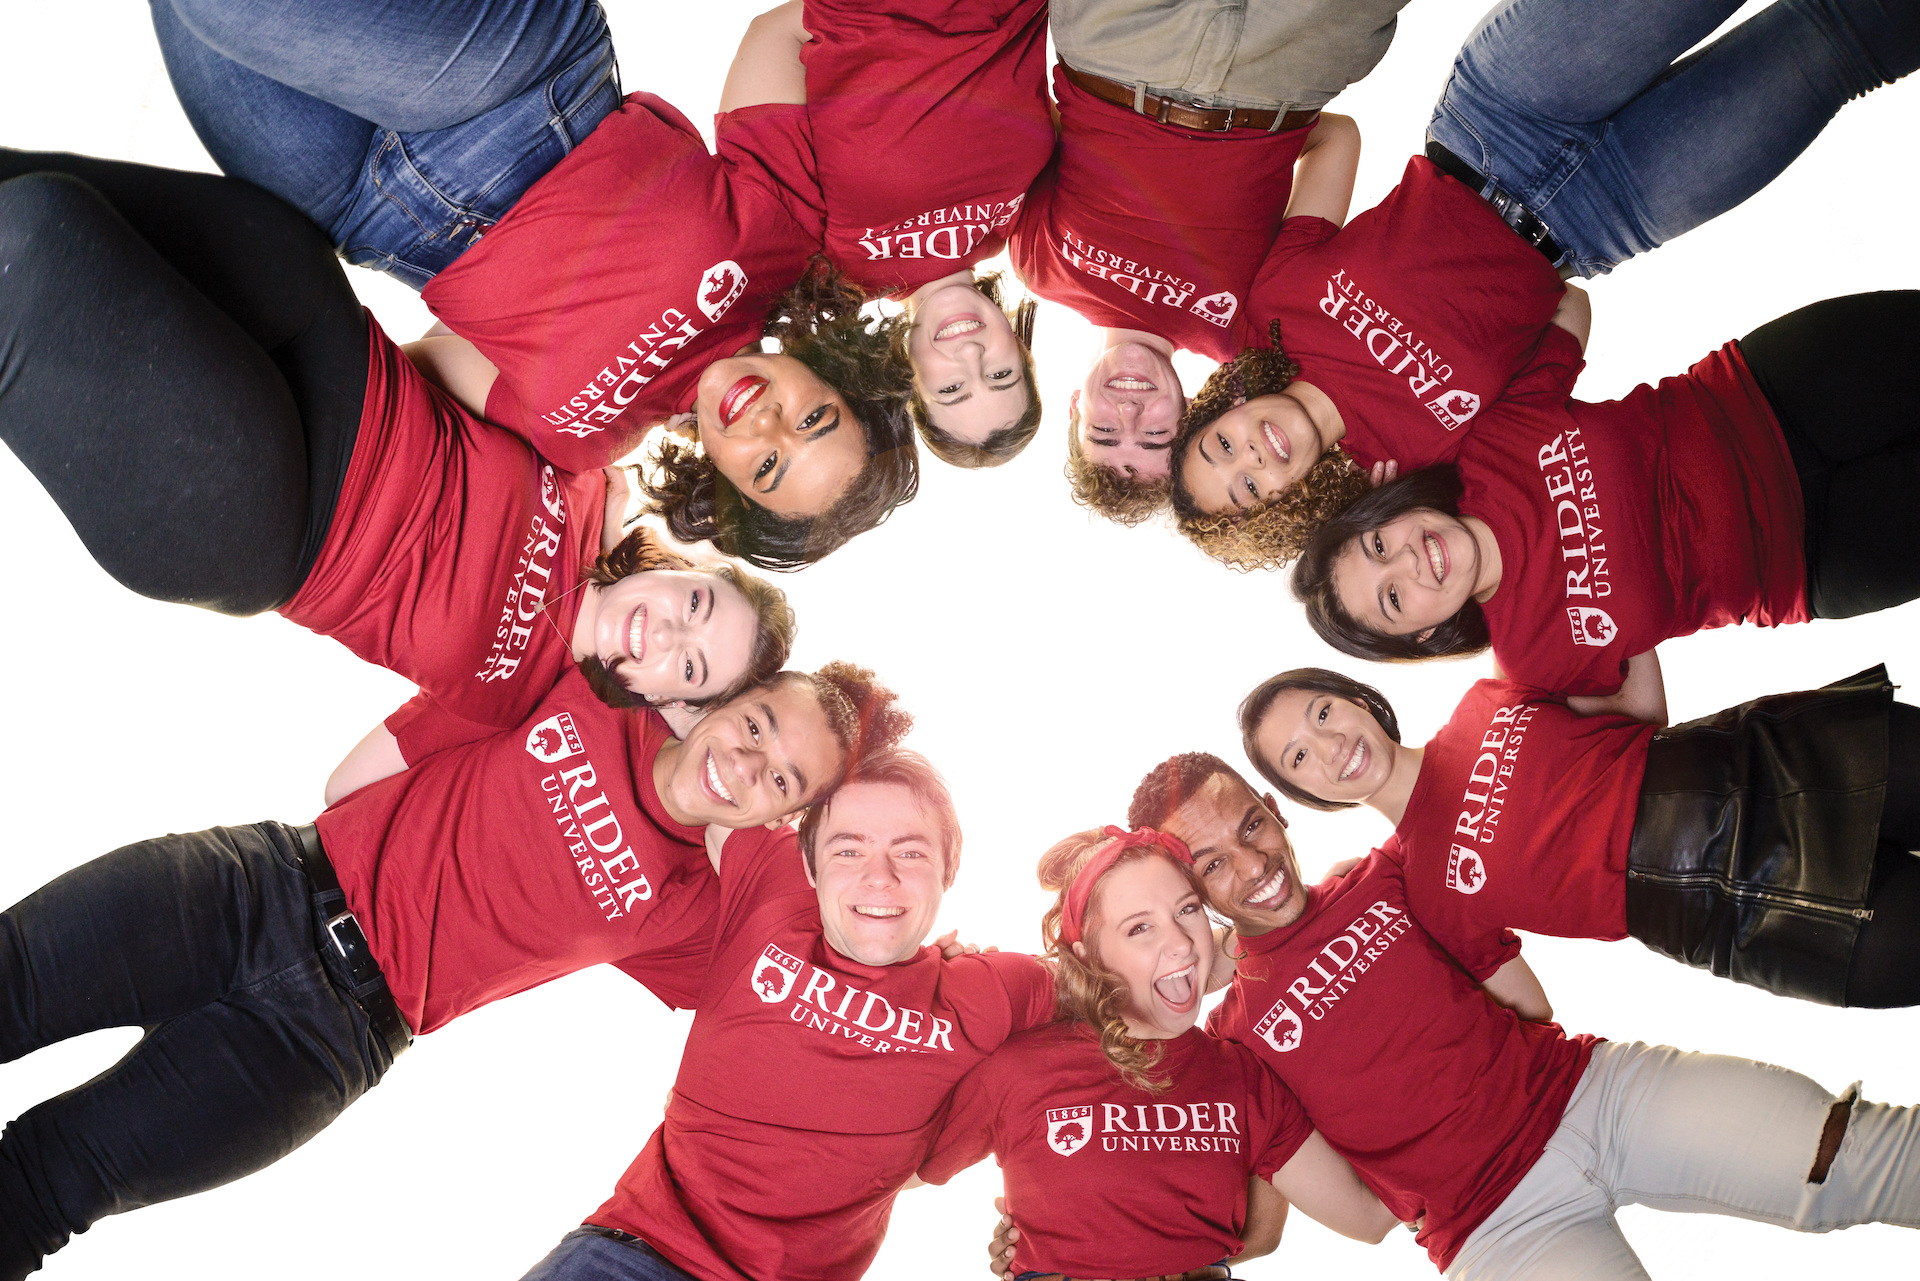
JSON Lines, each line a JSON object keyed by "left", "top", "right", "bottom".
{"left": 1188, "top": 290, "right": 1239, "bottom": 327}
{"left": 1254, "top": 998, "right": 1303, "bottom": 1054}
{"left": 524, "top": 712, "right": 583, "bottom": 764}
{"left": 698, "top": 260, "right": 748, "bottom": 323}
{"left": 1046, "top": 1106, "right": 1094, "bottom": 1156}
{"left": 1565, "top": 606, "right": 1619, "bottom": 648}
{"left": 750, "top": 942, "right": 803, "bottom": 1003}
{"left": 1425, "top": 388, "right": 1481, "bottom": 430}
{"left": 1446, "top": 845, "right": 1488, "bottom": 895}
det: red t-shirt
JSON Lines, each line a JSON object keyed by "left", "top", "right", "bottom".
{"left": 1246, "top": 157, "right": 1568, "bottom": 467}
{"left": 1208, "top": 852, "right": 1596, "bottom": 1270}
{"left": 1006, "top": 65, "right": 1313, "bottom": 360}
{"left": 421, "top": 95, "right": 825, "bottom": 472}
{"left": 1459, "top": 329, "right": 1809, "bottom": 696}
{"left": 313, "top": 668, "right": 713, "bottom": 1033}
{"left": 281, "top": 319, "right": 606, "bottom": 740}
{"left": 799, "top": 0, "right": 1052, "bottom": 297}
{"left": 589, "top": 824, "right": 1055, "bottom": 1281}
{"left": 1394, "top": 679, "right": 1656, "bottom": 950}
{"left": 922, "top": 1023, "right": 1312, "bottom": 1278}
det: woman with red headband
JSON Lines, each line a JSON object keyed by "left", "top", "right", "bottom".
{"left": 923, "top": 826, "right": 1397, "bottom": 1278}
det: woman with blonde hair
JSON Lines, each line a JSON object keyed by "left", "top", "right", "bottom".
{"left": 922, "top": 825, "right": 1396, "bottom": 1279}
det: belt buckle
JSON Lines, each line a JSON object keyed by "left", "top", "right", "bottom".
{"left": 326, "top": 909, "right": 362, "bottom": 960}
{"left": 1186, "top": 97, "right": 1234, "bottom": 131}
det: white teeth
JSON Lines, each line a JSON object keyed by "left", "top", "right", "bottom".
{"left": 1261, "top": 422, "right": 1289, "bottom": 463}
{"left": 704, "top": 751, "right": 736, "bottom": 805}
{"left": 852, "top": 906, "right": 906, "bottom": 918}
{"left": 1106, "top": 376, "right": 1154, "bottom": 391}
{"left": 1244, "top": 868, "right": 1288, "bottom": 909}
{"left": 627, "top": 606, "right": 647, "bottom": 662}
{"left": 1339, "top": 739, "right": 1368, "bottom": 782}
{"left": 1154, "top": 965, "right": 1197, "bottom": 1006}
{"left": 934, "top": 317, "right": 983, "bottom": 341}
{"left": 1425, "top": 532, "right": 1446, "bottom": 582}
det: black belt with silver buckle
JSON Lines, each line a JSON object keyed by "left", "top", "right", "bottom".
{"left": 293, "top": 823, "right": 413, "bottom": 1058}
{"left": 1062, "top": 65, "right": 1319, "bottom": 134}
{"left": 1425, "top": 140, "right": 1567, "bottom": 268}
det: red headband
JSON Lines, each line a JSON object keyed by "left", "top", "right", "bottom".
{"left": 1059, "top": 825, "right": 1194, "bottom": 945}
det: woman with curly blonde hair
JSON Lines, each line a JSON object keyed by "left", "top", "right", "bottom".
{"left": 921, "top": 826, "right": 1395, "bottom": 1280}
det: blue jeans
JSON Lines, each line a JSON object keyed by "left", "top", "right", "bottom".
{"left": 521, "top": 1228, "right": 698, "bottom": 1281}
{"left": 1427, "top": 0, "right": 1920, "bottom": 276}
{"left": 150, "top": 0, "right": 621, "bottom": 288}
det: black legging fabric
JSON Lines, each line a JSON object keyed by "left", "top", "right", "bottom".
{"left": 1737, "top": 290, "right": 1920, "bottom": 620}
{"left": 1847, "top": 701, "right": 1920, "bottom": 1007}
{"left": 0, "top": 151, "right": 367, "bottom": 615}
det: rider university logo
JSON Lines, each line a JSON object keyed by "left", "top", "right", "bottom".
{"left": 1254, "top": 998, "right": 1303, "bottom": 1053}
{"left": 698, "top": 260, "right": 747, "bottom": 323}
{"left": 1446, "top": 846, "right": 1487, "bottom": 895}
{"left": 1188, "top": 290, "right": 1239, "bottom": 328}
{"left": 525, "top": 713, "right": 583, "bottom": 764}
{"left": 1426, "top": 388, "right": 1481, "bottom": 430}
{"left": 1566, "top": 606, "right": 1618, "bottom": 648}
{"left": 1046, "top": 1106, "right": 1094, "bottom": 1156}
{"left": 750, "top": 943, "right": 804, "bottom": 1003}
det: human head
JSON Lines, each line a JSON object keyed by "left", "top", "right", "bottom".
{"left": 1168, "top": 328, "right": 1372, "bottom": 571}
{"left": 1239, "top": 669, "right": 1402, "bottom": 811}
{"left": 903, "top": 272, "right": 1042, "bottom": 468}
{"left": 1129, "top": 753, "right": 1308, "bottom": 937}
{"left": 798, "top": 750, "right": 961, "bottom": 967}
{"left": 642, "top": 264, "right": 920, "bottom": 570}
{"left": 1066, "top": 335, "right": 1183, "bottom": 504}
{"left": 1292, "top": 465, "right": 1491, "bottom": 662}
{"left": 576, "top": 525, "right": 796, "bottom": 710}
{"left": 1037, "top": 826, "right": 1211, "bottom": 1090}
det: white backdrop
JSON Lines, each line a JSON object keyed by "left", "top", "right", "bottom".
{"left": 1, "top": 2, "right": 1916, "bottom": 1278}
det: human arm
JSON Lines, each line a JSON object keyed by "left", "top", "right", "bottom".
{"left": 1270, "top": 1130, "right": 1398, "bottom": 1243}
{"left": 402, "top": 331, "right": 499, "bottom": 416}
{"left": 1231, "top": 1175, "right": 1291, "bottom": 1262}
{"left": 719, "top": 0, "right": 810, "bottom": 112}
{"left": 1480, "top": 955, "right": 1552, "bottom": 1022}
{"left": 985, "top": 1197, "right": 1017, "bottom": 1280}
{"left": 1549, "top": 282, "right": 1592, "bottom": 354}
{"left": 324, "top": 723, "right": 409, "bottom": 806}
{"left": 1565, "top": 648, "right": 1667, "bottom": 725}
{"left": 1206, "top": 925, "right": 1239, "bottom": 993}
{"left": 1281, "top": 113, "right": 1361, "bottom": 227}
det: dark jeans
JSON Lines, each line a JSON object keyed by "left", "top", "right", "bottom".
{"left": 0, "top": 822, "right": 397, "bottom": 1280}
{"left": 521, "top": 1228, "right": 699, "bottom": 1281}
{"left": 150, "top": 0, "right": 620, "bottom": 288}
{"left": 1736, "top": 291, "right": 1920, "bottom": 620}
{"left": 0, "top": 152, "right": 366, "bottom": 615}
{"left": 1849, "top": 702, "right": 1920, "bottom": 1007}
{"left": 1428, "top": 0, "right": 1919, "bottom": 276}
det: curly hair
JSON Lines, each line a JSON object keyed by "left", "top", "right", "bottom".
{"left": 780, "top": 659, "right": 914, "bottom": 804}
{"left": 1126, "top": 751, "right": 1248, "bottom": 832}
{"left": 640, "top": 262, "right": 920, "bottom": 571}
{"left": 1167, "top": 324, "right": 1372, "bottom": 571}
{"left": 796, "top": 747, "right": 963, "bottom": 888}
{"left": 1037, "top": 828, "right": 1208, "bottom": 1092}
{"left": 572, "top": 524, "right": 798, "bottom": 712}
{"left": 1064, "top": 423, "right": 1173, "bottom": 526}
{"left": 906, "top": 272, "right": 1044, "bottom": 469}
{"left": 1291, "top": 465, "right": 1492, "bottom": 662}
{"left": 1238, "top": 669, "right": 1402, "bottom": 811}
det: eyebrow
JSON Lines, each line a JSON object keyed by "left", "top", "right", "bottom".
{"left": 762, "top": 409, "right": 843, "bottom": 494}
{"left": 1197, "top": 436, "right": 1215, "bottom": 465}
{"left": 936, "top": 392, "right": 972, "bottom": 407}
{"left": 760, "top": 700, "right": 812, "bottom": 799}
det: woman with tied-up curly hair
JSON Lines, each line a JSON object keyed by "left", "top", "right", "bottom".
{"left": 1290, "top": 292, "right": 1920, "bottom": 720}
{"left": 922, "top": 826, "right": 1395, "bottom": 1281}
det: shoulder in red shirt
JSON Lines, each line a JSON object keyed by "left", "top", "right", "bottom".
{"left": 421, "top": 93, "right": 825, "bottom": 471}
{"left": 282, "top": 317, "right": 606, "bottom": 736}
{"left": 922, "top": 1022, "right": 1311, "bottom": 1278}
{"left": 800, "top": 0, "right": 1053, "bottom": 296}
{"left": 1007, "top": 65, "right": 1312, "bottom": 360}
{"left": 314, "top": 669, "right": 711, "bottom": 1032}
{"left": 1208, "top": 850, "right": 1595, "bottom": 1270}
{"left": 1247, "top": 157, "right": 1568, "bottom": 467}
{"left": 1395, "top": 679, "right": 1655, "bottom": 953}
{"left": 591, "top": 824, "right": 1054, "bottom": 1281}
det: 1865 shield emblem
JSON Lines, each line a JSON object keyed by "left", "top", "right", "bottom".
{"left": 750, "top": 943, "right": 803, "bottom": 1004}
{"left": 1046, "top": 1106, "right": 1093, "bottom": 1156}
{"left": 1255, "top": 998, "right": 1303, "bottom": 1053}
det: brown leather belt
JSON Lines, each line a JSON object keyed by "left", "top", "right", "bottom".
{"left": 1063, "top": 64, "right": 1319, "bottom": 134}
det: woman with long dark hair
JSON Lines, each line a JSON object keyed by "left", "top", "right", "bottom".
{"left": 923, "top": 826, "right": 1396, "bottom": 1278}
{"left": 1239, "top": 666, "right": 1920, "bottom": 1008}
{"left": 0, "top": 152, "right": 794, "bottom": 737}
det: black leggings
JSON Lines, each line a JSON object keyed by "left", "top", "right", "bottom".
{"left": 1846, "top": 701, "right": 1920, "bottom": 1007}
{"left": 0, "top": 151, "right": 367, "bottom": 615}
{"left": 1738, "top": 290, "right": 1920, "bottom": 620}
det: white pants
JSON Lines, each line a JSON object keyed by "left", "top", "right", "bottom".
{"left": 1446, "top": 1041, "right": 1920, "bottom": 1280}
